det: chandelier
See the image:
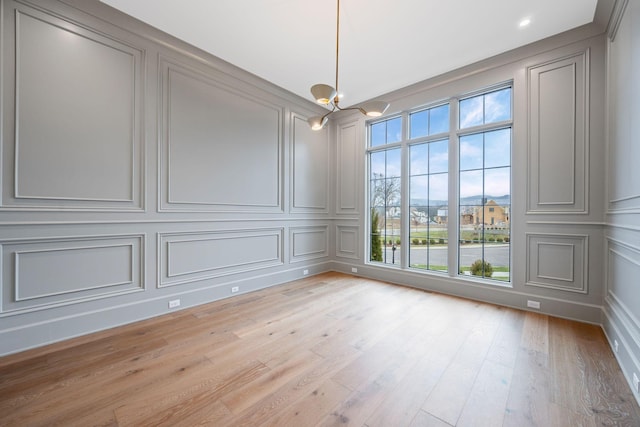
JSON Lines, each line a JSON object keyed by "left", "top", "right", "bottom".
{"left": 307, "top": 0, "right": 390, "bottom": 130}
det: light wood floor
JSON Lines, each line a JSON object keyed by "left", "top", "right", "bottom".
{"left": 1, "top": 272, "right": 639, "bottom": 426}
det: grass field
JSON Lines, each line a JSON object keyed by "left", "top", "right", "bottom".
{"left": 408, "top": 264, "right": 510, "bottom": 282}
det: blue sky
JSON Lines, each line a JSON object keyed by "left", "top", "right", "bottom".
{"left": 371, "top": 87, "right": 511, "bottom": 204}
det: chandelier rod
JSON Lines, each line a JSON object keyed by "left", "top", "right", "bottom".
{"left": 334, "top": 0, "right": 340, "bottom": 101}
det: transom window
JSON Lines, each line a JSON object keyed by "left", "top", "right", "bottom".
{"left": 367, "top": 85, "right": 512, "bottom": 283}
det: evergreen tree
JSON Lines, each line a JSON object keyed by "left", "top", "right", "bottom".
{"left": 371, "top": 209, "right": 383, "bottom": 261}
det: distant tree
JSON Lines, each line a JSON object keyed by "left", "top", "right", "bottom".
{"left": 371, "top": 173, "right": 400, "bottom": 232}
{"left": 370, "top": 208, "right": 383, "bottom": 261}
{"left": 371, "top": 173, "right": 400, "bottom": 206}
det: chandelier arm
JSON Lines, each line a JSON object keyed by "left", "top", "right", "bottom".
{"left": 333, "top": 105, "right": 362, "bottom": 113}
{"left": 323, "top": 105, "right": 338, "bottom": 120}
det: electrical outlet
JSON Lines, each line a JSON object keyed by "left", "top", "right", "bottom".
{"left": 303, "top": 269, "right": 309, "bottom": 276}
{"left": 351, "top": 267, "right": 358, "bottom": 273}
{"left": 527, "top": 300, "right": 541, "bottom": 309}
{"left": 168, "top": 299, "right": 180, "bottom": 309}
{"left": 633, "top": 373, "right": 639, "bottom": 393}
{"left": 614, "top": 339, "right": 619, "bottom": 353}
{"left": 231, "top": 286, "right": 239, "bottom": 293}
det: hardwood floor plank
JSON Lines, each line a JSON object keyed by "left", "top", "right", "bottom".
{"left": 0, "top": 336, "right": 170, "bottom": 417}
{"left": 319, "top": 326, "right": 437, "bottom": 426}
{"left": 1, "top": 321, "right": 242, "bottom": 423}
{"left": 410, "top": 410, "right": 454, "bottom": 427}
{"left": 364, "top": 337, "right": 448, "bottom": 427}
{"left": 226, "top": 345, "right": 360, "bottom": 426}
{"left": 6, "top": 353, "right": 217, "bottom": 426}
{"left": 576, "top": 332, "right": 640, "bottom": 425}
{"left": 113, "top": 358, "right": 269, "bottom": 425}
{"left": 456, "top": 359, "right": 513, "bottom": 426}
{"left": 421, "top": 303, "right": 504, "bottom": 425}
{"left": 485, "top": 307, "right": 525, "bottom": 368}
{"left": 231, "top": 280, "right": 363, "bottom": 339}
{"left": 503, "top": 348, "right": 551, "bottom": 427}
{"left": 363, "top": 295, "right": 471, "bottom": 427}
{"left": 220, "top": 350, "right": 322, "bottom": 415}
{"left": 549, "top": 317, "right": 593, "bottom": 417}
{"left": 548, "top": 402, "right": 598, "bottom": 427}
{"left": 521, "top": 311, "right": 549, "bottom": 355}
{"left": 166, "top": 400, "right": 232, "bottom": 427}
{"left": 260, "top": 379, "right": 352, "bottom": 427}
{"left": 330, "top": 307, "right": 429, "bottom": 391}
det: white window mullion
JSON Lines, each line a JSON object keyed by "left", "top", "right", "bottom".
{"left": 400, "top": 112, "right": 411, "bottom": 269}
{"left": 448, "top": 98, "right": 459, "bottom": 278}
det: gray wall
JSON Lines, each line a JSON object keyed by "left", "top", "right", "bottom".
{"left": 0, "top": 0, "right": 333, "bottom": 355}
{"left": 602, "top": 0, "right": 640, "bottom": 404}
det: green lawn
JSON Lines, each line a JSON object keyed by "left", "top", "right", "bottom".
{"left": 410, "top": 264, "right": 511, "bottom": 282}
{"left": 410, "top": 264, "right": 447, "bottom": 271}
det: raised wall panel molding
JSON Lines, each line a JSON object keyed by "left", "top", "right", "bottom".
{"left": 606, "top": 238, "right": 640, "bottom": 333}
{"left": 607, "top": 1, "right": 640, "bottom": 213}
{"left": 527, "top": 49, "right": 590, "bottom": 215}
{"left": 158, "top": 57, "right": 283, "bottom": 213}
{"left": 525, "top": 233, "right": 589, "bottom": 293}
{"left": 336, "top": 121, "right": 360, "bottom": 215}
{"left": 336, "top": 225, "right": 359, "bottom": 260}
{"left": 289, "top": 226, "right": 329, "bottom": 263}
{"left": 607, "top": 223, "right": 640, "bottom": 232}
{"left": 607, "top": 288, "right": 640, "bottom": 343}
{"left": 607, "top": 202, "right": 640, "bottom": 214}
{"left": 1, "top": 234, "right": 145, "bottom": 315}
{"left": 157, "top": 228, "right": 284, "bottom": 288}
{"left": 604, "top": 294, "right": 640, "bottom": 358}
{"left": 602, "top": 296, "right": 640, "bottom": 399}
{"left": 290, "top": 114, "right": 329, "bottom": 213}
{"left": 526, "top": 220, "right": 606, "bottom": 227}
{"left": 2, "top": 4, "right": 145, "bottom": 211}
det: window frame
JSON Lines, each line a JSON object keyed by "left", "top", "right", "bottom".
{"left": 365, "top": 82, "right": 513, "bottom": 285}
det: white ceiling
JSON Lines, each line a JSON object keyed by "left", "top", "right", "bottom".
{"left": 101, "top": 0, "right": 598, "bottom": 107}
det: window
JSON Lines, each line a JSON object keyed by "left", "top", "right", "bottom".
{"left": 408, "top": 104, "right": 449, "bottom": 272}
{"left": 368, "top": 85, "right": 511, "bottom": 283}
{"left": 459, "top": 89, "right": 511, "bottom": 281}
{"left": 370, "top": 147, "right": 401, "bottom": 265}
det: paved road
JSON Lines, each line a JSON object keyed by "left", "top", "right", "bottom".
{"left": 381, "top": 244, "right": 510, "bottom": 268}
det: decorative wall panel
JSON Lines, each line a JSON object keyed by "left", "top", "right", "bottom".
{"left": 336, "top": 121, "right": 360, "bottom": 214}
{"left": 336, "top": 225, "right": 359, "bottom": 260}
{"left": 290, "top": 226, "right": 329, "bottom": 262}
{"left": 527, "top": 50, "right": 589, "bottom": 214}
{"left": 607, "top": 240, "right": 640, "bottom": 331}
{"left": 5, "top": 6, "right": 143, "bottom": 210}
{"left": 159, "top": 59, "right": 283, "bottom": 212}
{"left": 158, "top": 228, "right": 283, "bottom": 287}
{"left": 291, "top": 115, "right": 329, "bottom": 212}
{"left": 607, "top": 2, "right": 640, "bottom": 213}
{"left": 526, "top": 233, "right": 588, "bottom": 293}
{"left": 1, "top": 235, "right": 144, "bottom": 314}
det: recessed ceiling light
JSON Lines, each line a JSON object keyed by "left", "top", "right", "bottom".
{"left": 519, "top": 18, "right": 531, "bottom": 28}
